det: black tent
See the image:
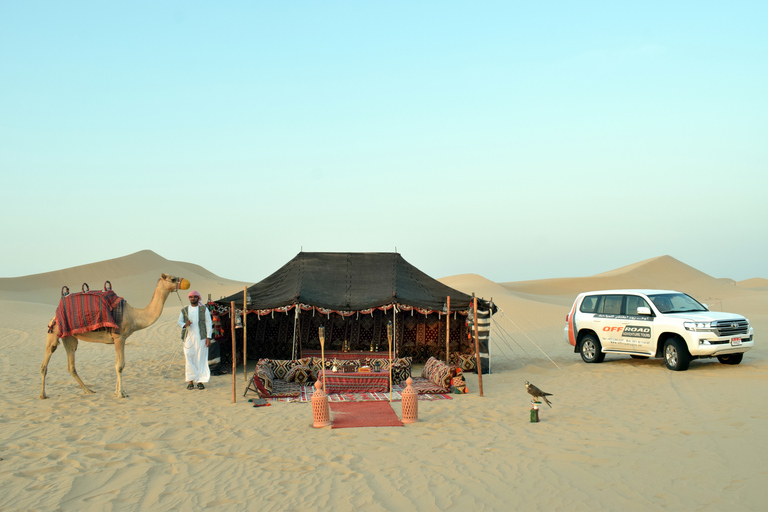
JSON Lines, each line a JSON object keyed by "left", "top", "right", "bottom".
{"left": 214, "top": 252, "right": 493, "bottom": 364}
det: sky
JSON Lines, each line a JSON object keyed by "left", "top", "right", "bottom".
{"left": 1, "top": 1, "right": 766, "bottom": 284}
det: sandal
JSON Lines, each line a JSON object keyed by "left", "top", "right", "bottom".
{"left": 197, "top": 383, "right": 205, "bottom": 390}
{"left": 186, "top": 382, "right": 194, "bottom": 390}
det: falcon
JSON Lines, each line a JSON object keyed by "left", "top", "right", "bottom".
{"left": 525, "top": 381, "right": 553, "bottom": 407}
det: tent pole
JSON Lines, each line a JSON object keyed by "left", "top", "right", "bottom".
{"left": 243, "top": 287, "right": 247, "bottom": 385}
{"left": 231, "top": 301, "right": 236, "bottom": 403}
{"left": 446, "top": 295, "right": 450, "bottom": 364}
{"left": 319, "top": 326, "right": 326, "bottom": 394}
{"left": 474, "top": 295, "right": 484, "bottom": 397}
{"left": 291, "top": 305, "right": 299, "bottom": 360}
{"left": 387, "top": 320, "right": 393, "bottom": 402}
{"left": 393, "top": 305, "right": 397, "bottom": 358}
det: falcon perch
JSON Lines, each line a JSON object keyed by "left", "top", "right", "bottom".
{"left": 525, "top": 381, "right": 553, "bottom": 407}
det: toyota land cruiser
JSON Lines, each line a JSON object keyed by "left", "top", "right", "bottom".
{"left": 564, "top": 289, "right": 754, "bottom": 371}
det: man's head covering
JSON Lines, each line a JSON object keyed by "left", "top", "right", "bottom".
{"left": 188, "top": 290, "right": 201, "bottom": 298}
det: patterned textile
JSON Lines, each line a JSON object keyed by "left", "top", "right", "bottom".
{"left": 209, "top": 304, "right": 225, "bottom": 339}
{"left": 324, "top": 372, "right": 390, "bottom": 394}
{"left": 421, "top": 357, "right": 453, "bottom": 389}
{"left": 248, "top": 371, "right": 303, "bottom": 398}
{"left": 256, "top": 361, "right": 275, "bottom": 380}
{"left": 378, "top": 357, "right": 412, "bottom": 371}
{"left": 271, "top": 359, "right": 295, "bottom": 380}
{"left": 421, "top": 356, "right": 440, "bottom": 378}
{"left": 270, "top": 379, "right": 302, "bottom": 397}
{"left": 55, "top": 290, "right": 124, "bottom": 338}
{"left": 247, "top": 373, "right": 268, "bottom": 397}
{"left": 265, "top": 385, "right": 453, "bottom": 402}
{"left": 390, "top": 362, "right": 411, "bottom": 385}
{"left": 408, "top": 377, "right": 452, "bottom": 394}
{"left": 255, "top": 367, "right": 274, "bottom": 394}
{"left": 450, "top": 353, "right": 477, "bottom": 371}
{"left": 451, "top": 373, "right": 468, "bottom": 393}
{"left": 307, "top": 357, "right": 324, "bottom": 376}
{"left": 285, "top": 365, "right": 313, "bottom": 384}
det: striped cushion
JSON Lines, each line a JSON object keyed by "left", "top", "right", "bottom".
{"left": 422, "top": 357, "right": 453, "bottom": 389}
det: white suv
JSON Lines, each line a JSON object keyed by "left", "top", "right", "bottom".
{"left": 565, "top": 289, "right": 754, "bottom": 371}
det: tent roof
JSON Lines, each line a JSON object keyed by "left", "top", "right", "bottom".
{"left": 216, "top": 252, "right": 491, "bottom": 312}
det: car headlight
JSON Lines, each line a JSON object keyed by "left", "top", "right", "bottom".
{"left": 684, "top": 321, "right": 714, "bottom": 332}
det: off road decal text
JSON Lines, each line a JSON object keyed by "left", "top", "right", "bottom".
{"left": 622, "top": 325, "right": 651, "bottom": 339}
{"left": 601, "top": 325, "right": 651, "bottom": 339}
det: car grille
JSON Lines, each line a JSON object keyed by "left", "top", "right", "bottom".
{"left": 713, "top": 320, "right": 749, "bottom": 336}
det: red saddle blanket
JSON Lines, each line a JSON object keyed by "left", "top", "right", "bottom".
{"left": 55, "top": 290, "right": 125, "bottom": 338}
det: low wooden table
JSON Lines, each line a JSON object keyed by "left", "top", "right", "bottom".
{"left": 322, "top": 371, "right": 390, "bottom": 394}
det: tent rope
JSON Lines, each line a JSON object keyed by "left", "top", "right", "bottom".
{"left": 491, "top": 307, "right": 561, "bottom": 370}
{"left": 489, "top": 320, "right": 530, "bottom": 363}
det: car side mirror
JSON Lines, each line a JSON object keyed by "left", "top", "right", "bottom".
{"left": 637, "top": 307, "right": 652, "bottom": 315}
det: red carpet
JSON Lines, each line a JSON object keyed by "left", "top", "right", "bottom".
{"left": 329, "top": 401, "right": 403, "bottom": 429}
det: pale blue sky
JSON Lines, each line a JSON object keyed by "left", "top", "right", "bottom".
{"left": 1, "top": 1, "right": 765, "bottom": 283}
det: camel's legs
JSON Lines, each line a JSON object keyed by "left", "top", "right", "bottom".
{"left": 61, "top": 337, "right": 95, "bottom": 395}
{"left": 114, "top": 336, "right": 129, "bottom": 398}
{"left": 39, "top": 329, "right": 60, "bottom": 400}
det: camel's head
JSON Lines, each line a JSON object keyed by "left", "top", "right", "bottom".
{"left": 161, "top": 273, "right": 190, "bottom": 291}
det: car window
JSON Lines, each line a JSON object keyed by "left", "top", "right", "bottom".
{"left": 649, "top": 293, "right": 707, "bottom": 313}
{"left": 580, "top": 295, "right": 599, "bottom": 313}
{"left": 600, "top": 295, "right": 623, "bottom": 315}
{"left": 625, "top": 295, "right": 651, "bottom": 316}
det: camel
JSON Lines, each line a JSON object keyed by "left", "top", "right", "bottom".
{"left": 40, "top": 273, "right": 190, "bottom": 399}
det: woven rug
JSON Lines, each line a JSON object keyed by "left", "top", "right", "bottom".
{"left": 266, "top": 385, "right": 453, "bottom": 403}
{"left": 330, "top": 401, "right": 403, "bottom": 428}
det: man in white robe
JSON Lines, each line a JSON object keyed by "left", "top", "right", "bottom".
{"left": 177, "top": 290, "right": 213, "bottom": 389}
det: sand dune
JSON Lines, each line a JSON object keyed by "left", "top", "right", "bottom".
{"left": 499, "top": 255, "right": 742, "bottom": 297}
{"left": 738, "top": 277, "right": 768, "bottom": 291}
{"left": 0, "top": 250, "right": 248, "bottom": 305}
{"left": 1, "top": 252, "right": 766, "bottom": 511}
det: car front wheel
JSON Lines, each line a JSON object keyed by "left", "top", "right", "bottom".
{"left": 580, "top": 334, "right": 605, "bottom": 363}
{"left": 717, "top": 353, "right": 744, "bottom": 365}
{"left": 664, "top": 338, "right": 691, "bottom": 371}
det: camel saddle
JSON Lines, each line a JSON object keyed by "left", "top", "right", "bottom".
{"left": 53, "top": 282, "right": 125, "bottom": 338}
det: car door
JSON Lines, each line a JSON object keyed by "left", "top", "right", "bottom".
{"left": 621, "top": 294, "right": 655, "bottom": 354}
{"left": 593, "top": 294, "right": 627, "bottom": 350}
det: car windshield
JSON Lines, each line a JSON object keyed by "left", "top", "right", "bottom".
{"left": 648, "top": 293, "right": 707, "bottom": 313}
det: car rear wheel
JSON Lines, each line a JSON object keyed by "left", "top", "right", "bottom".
{"left": 580, "top": 334, "right": 605, "bottom": 363}
{"left": 664, "top": 338, "right": 690, "bottom": 371}
{"left": 717, "top": 353, "right": 744, "bottom": 365}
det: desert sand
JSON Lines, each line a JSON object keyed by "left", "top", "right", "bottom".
{"left": 1, "top": 251, "right": 766, "bottom": 511}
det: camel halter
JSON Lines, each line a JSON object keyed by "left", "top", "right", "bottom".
{"left": 173, "top": 277, "right": 188, "bottom": 305}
